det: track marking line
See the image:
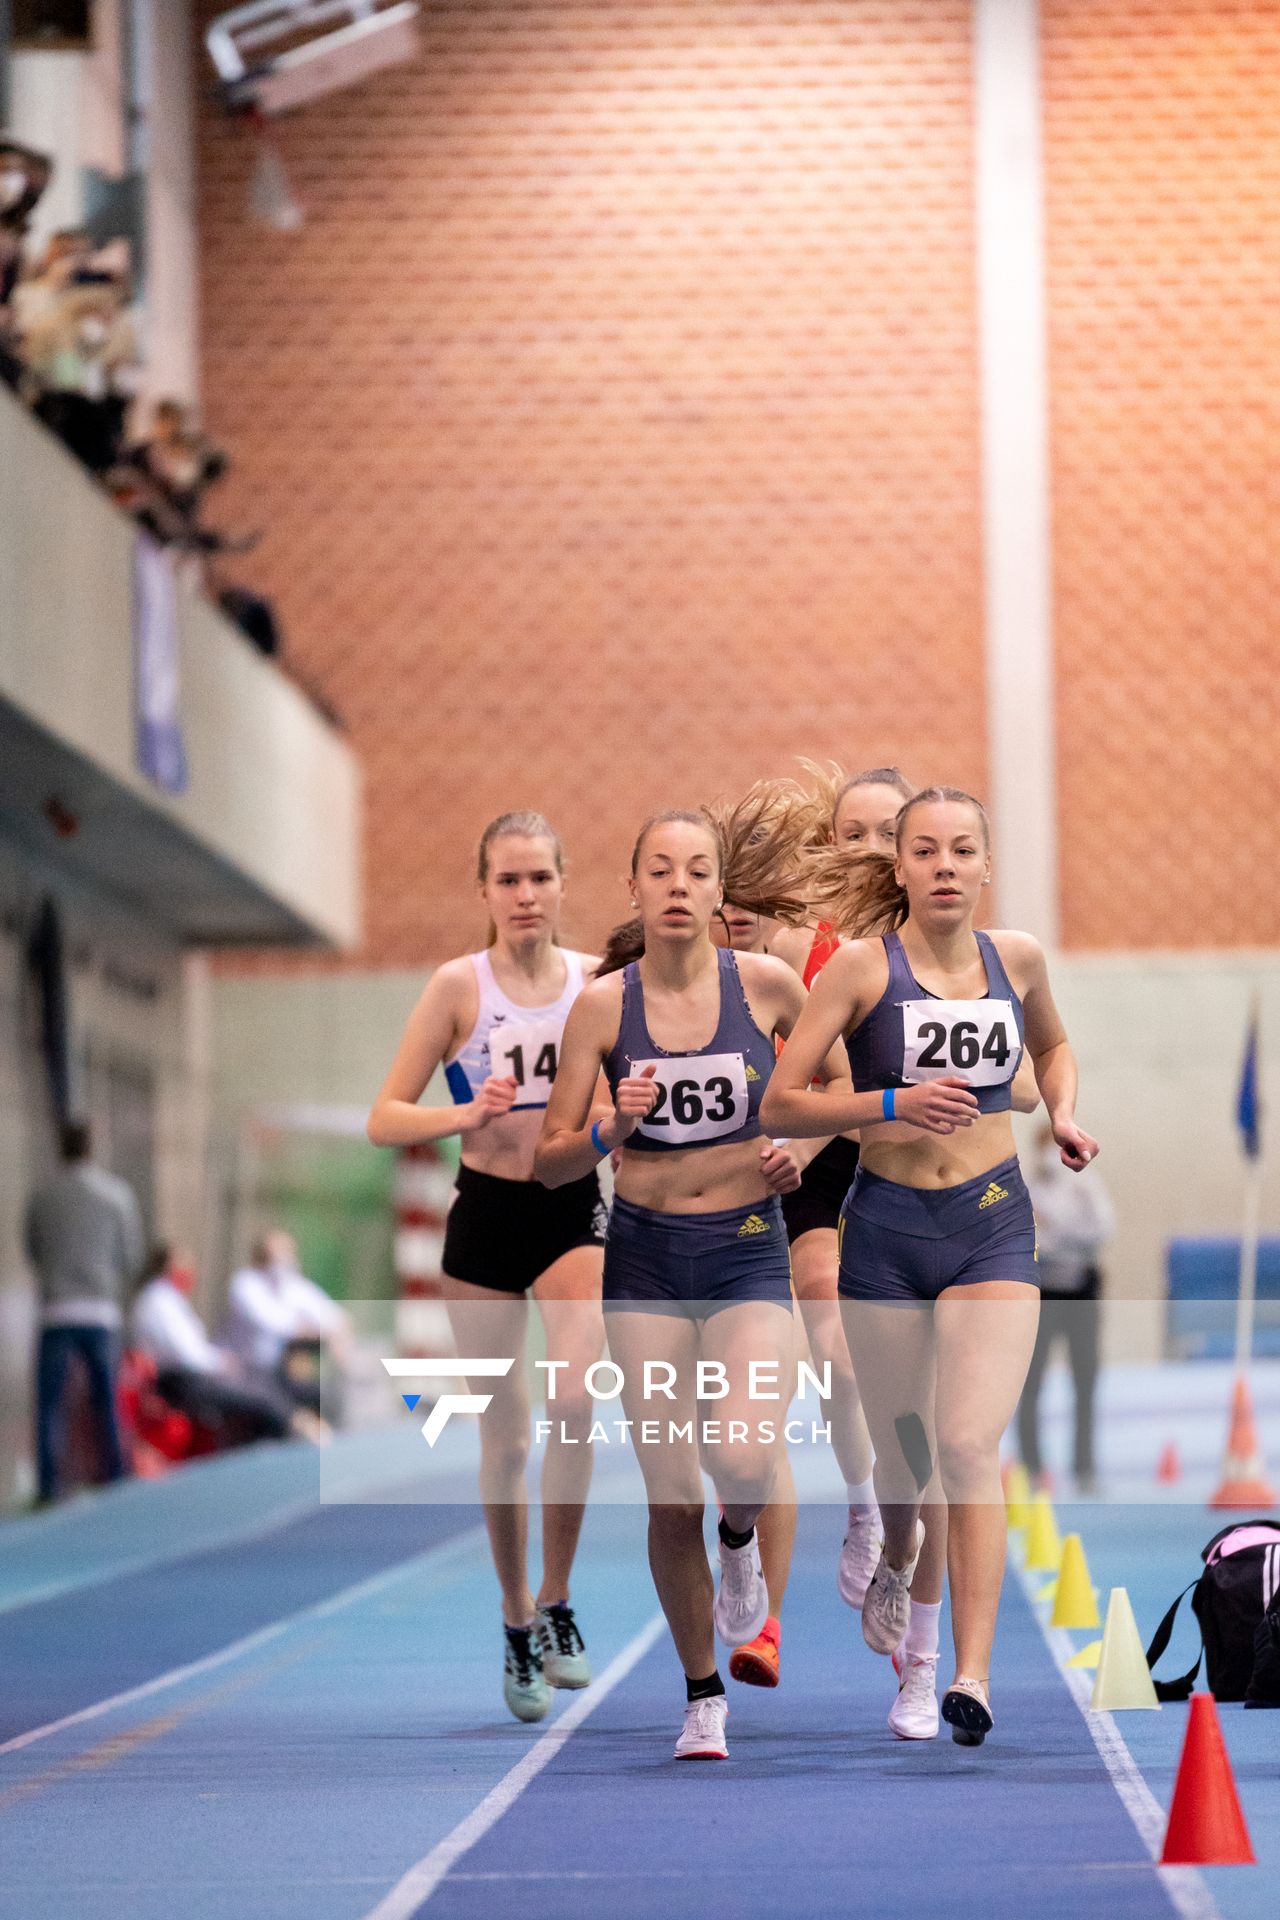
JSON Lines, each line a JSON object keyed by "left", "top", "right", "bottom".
{"left": 360, "top": 1611, "right": 666, "bottom": 1920}
{"left": 0, "top": 1522, "right": 486, "bottom": 1761}
{"left": 1015, "top": 1556, "right": 1221, "bottom": 1920}
{"left": 0, "top": 1489, "right": 324, "bottom": 1619}
{"left": 0, "top": 1638, "right": 316, "bottom": 1813}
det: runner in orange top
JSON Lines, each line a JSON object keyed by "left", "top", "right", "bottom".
{"left": 729, "top": 769, "right": 921, "bottom": 1700}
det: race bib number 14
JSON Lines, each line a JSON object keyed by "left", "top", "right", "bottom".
{"left": 900, "top": 1000, "right": 1020, "bottom": 1089}
{"left": 629, "top": 1052, "right": 750, "bottom": 1146}
{"left": 488, "top": 1019, "right": 563, "bottom": 1110}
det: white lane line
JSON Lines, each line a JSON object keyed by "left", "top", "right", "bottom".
{"left": 360, "top": 1611, "right": 666, "bottom": 1920}
{"left": 0, "top": 1490, "right": 324, "bottom": 1620}
{"left": 0, "top": 1523, "right": 486, "bottom": 1760}
{"left": 1015, "top": 1560, "right": 1220, "bottom": 1920}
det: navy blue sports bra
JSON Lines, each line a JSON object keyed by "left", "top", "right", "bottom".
{"left": 845, "top": 931, "right": 1025, "bottom": 1115}
{"left": 603, "top": 947, "right": 776, "bottom": 1152}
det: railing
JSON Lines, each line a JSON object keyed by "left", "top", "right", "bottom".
{"left": 0, "top": 390, "right": 360, "bottom": 949}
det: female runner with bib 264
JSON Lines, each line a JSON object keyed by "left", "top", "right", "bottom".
{"left": 537, "top": 806, "right": 848, "bottom": 1762}
{"left": 368, "top": 811, "right": 608, "bottom": 1726}
{"left": 762, "top": 787, "right": 1097, "bottom": 1748}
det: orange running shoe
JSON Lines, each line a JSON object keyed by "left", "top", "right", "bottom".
{"left": 729, "top": 1615, "right": 781, "bottom": 1688}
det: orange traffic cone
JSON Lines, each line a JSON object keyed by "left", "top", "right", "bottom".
{"left": 1156, "top": 1441, "right": 1181, "bottom": 1485}
{"left": 1209, "top": 1375, "right": 1276, "bottom": 1510}
{"left": 1160, "top": 1694, "right": 1255, "bottom": 1865}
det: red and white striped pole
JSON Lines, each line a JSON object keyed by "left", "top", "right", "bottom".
{"left": 393, "top": 1143, "right": 454, "bottom": 1357}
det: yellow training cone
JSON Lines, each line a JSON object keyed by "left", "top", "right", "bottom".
{"left": 1051, "top": 1533, "right": 1101, "bottom": 1629}
{"left": 1006, "top": 1462, "right": 1031, "bottom": 1532}
{"left": 1090, "top": 1587, "right": 1160, "bottom": 1711}
{"left": 1068, "top": 1640, "right": 1102, "bottom": 1670}
{"left": 1023, "top": 1492, "right": 1062, "bottom": 1573}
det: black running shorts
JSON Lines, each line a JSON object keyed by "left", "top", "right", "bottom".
{"left": 781, "top": 1136, "right": 860, "bottom": 1242}
{"left": 442, "top": 1163, "right": 607, "bottom": 1295}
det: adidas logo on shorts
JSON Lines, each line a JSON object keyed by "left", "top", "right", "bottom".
{"left": 744, "top": 1064, "right": 761, "bottom": 1082}
{"left": 978, "top": 1180, "right": 1009, "bottom": 1210}
{"left": 738, "top": 1213, "right": 770, "bottom": 1238}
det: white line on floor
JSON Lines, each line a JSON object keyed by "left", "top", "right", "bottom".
{"left": 0, "top": 1490, "right": 326, "bottom": 1619}
{"left": 1016, "top": 1558, "right": 1220, "bottom": 1920}
{"left": 0, "top": 1523, "right": 486, "bottom": 1760}
{"left": 360, "top": 1611, "right": 667, "bottom": 1920}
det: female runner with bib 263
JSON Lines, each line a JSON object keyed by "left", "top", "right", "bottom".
{"left": 368, "top": 811, "right": 609, "bottom": 1726}
{"left": 536, "top": 806, "right": 848, "bottom": 1762}
{"left": 762, "top": 787, "right": 1097, "bottom": 1749}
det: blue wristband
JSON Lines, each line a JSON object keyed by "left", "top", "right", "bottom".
{"left": 882, "top": 1088, "right": 896, "bottom": 1120}
{"left": 590, "top": 1120, "right": 610, "bottom": 1157}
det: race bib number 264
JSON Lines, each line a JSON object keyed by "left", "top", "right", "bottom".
{"left": 900, "top": 1000, "right": 1020, "bottom": 1089}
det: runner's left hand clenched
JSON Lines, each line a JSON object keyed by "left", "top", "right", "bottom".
{"left": 759, "top": 1139, "right": 802, "bottom": 1196}
{"left": 1053, "top": 1117, "right": 1099, "bottom": 1171}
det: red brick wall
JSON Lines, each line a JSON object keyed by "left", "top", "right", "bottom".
{"left": 1042, "top": 0, "right": 1280, "bottom": 948}
{"left": 197, "top": 2, "right": 985, "bottom": 967}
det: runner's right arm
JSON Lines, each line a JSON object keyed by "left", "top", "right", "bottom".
{"left": 535, "top": 984, "right": 658, "bottom": 1186}
{"left": 367, "top": 961, "right": 517, "bottom": 1146}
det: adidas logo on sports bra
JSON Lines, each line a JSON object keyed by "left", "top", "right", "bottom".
{"left": 738, "top": 1213, "right": 771, "bottom": 1238}
{"left": 978, "top": 1180, "right": 1010, "bottom": 1210}
{"left": 744, "top": 1064, "right": 761, "bottom": 1083}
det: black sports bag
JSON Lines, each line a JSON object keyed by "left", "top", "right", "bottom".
{"left": 1145, "top": 1519, "right": 1280, "bottom": 1703}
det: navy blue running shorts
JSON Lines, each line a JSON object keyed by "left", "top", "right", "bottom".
{"left": 837, "top": 1156, "right": 1038, "bottom": 1302}
{"left": 604, "top": 1194, "right": 793, "bottom": 1317}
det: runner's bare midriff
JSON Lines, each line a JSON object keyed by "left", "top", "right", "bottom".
{"left": 459, "top": 1107, "right": 547, "bottom": 1183}
{"left": 858, "top": 1109, "right": 1017, "bottom": 1190}
{"left": 614, "top": 1134, "right": 775, "bottom": 1214}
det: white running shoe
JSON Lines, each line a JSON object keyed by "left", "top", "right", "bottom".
{"left": 502, "top": 1625, "right": 552, "bottom": 1724}
{"left": 675, "top": 1694, "right": 729, "bottom": 1760}
{"left": 888, "top": 1653, "right": 940, "bottom": 1740}
{"left": 713, "top": 1531, "right": 769, "bottom": 1647}
{"left": 861, "top": 1520, "right": 925, "bottom": 1655}
{"left": 837, "top": 1506, "right": 884, "bottom": 1609}
{"left": 535, "top": 1603, "right": 591, "bottom": 1690}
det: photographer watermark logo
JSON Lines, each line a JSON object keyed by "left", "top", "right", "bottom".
{"left": 382, "top": 1357, "right": 514, "bottom": 1446}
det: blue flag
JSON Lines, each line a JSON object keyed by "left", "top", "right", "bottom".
{"left": 1237, "top": 1001, "right": 1261, "bottom": 1161}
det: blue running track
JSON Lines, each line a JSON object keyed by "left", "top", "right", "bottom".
{"left": 0, "top": 1393, "right": 1275, "bottom": 1920}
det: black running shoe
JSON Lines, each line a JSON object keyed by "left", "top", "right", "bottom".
{"left": 941, "top": 1680, "right": 994, "bottom": 1746}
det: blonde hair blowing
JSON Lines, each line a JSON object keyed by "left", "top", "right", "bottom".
{"left": 797, "top": 759, "right": 916, "bottom": 843}
{"left": 803, "top": 785, "right": 989, "bottom": 938}
{"left": 597, "top": 783, "right": 815, "bottom": 976}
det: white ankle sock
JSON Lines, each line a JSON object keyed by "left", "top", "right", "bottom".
{"left": 846, "top": 1477, "right": 878, "bottom": 1515}
{"left": 903, "top": 1599, "right": 941, "bottom": 1662}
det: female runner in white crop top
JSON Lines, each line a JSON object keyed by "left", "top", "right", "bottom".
{"left": 369, "top": 810, "right": 611, "bottom": 1727}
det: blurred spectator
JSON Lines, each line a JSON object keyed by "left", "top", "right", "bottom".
{"left": 223, "top": 1230, "right": 350, "bottom": 1420}
{"left": 1019, "top": 1122, "right": 1116, "bottom": 1496}
{"left": 132, "top": 1243, "right": 327, "bottom": 1447}
{"left": 0, "top": 138, "right": 52, "bottom": 382}
{"left": 214, "top": 572, "right": 283, "bottom": 658}
{"left": 3, "top": 145, "right": 301, "bottom": 704}
{"left": 8, "top": 226, "right": 91, "bottom": 336}
{"left": 114, "top": 399, "right": 259, "bottom": 552}
{"left": 24, "top": 1119, "right": 143, "bottom": 1503}
{"left": 22, "top": 263, "right": 140, "bottom": 472}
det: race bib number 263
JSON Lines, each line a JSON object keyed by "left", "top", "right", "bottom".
{"left": 629, "top": 1052, "right": 749, "bottom": 1146}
